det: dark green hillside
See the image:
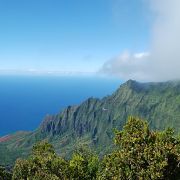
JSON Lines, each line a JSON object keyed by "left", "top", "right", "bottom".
{"left": 0, "top": 80, "right": 180, "bottom": 165}
{"left": 7, "top": 117, "right": 180, "bottom": 180}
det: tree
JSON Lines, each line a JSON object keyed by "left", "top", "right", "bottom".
{"left": 99, "top": 117, "right": 180, "bottom": 180}
{"left": 12, "top": 117, "right": 180, "bottom": 179}
{"left": 69, "top": 145, "right": 99, "bottom": 180}
{"left": 0, "top": 166, "right": 12, "bottom": 180}
{"left": 12, "top": 141, "right": 68, "bottom": 180}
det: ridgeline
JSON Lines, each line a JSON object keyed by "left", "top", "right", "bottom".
{"left": 0, "top": 80, "right": 180, "bottom": 166}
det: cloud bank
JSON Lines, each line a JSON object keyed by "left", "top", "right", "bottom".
{"left": 100, "top": 51, "right": 150, "bottom": 81}
{"left": 100, "top": 0, "right": 180, "bottom": 81}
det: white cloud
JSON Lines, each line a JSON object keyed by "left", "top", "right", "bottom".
{"left": 99, "top": 51, "right": 150, "bottom": 81}
{"left": 100, "top": 0, "right": 180, "bottom": 81}
{"left": 134, "top": 52, "right": 149, "bottom": 59}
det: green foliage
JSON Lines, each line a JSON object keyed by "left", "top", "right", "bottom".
{"left": 99, "top": 117, "right": 180, "bottom": 180}
{"left": 12, "top": 141, "right": 99, "bottom": 180}
{"left": 0, "top": 166, "right": 12, "bottom": 180}
{"left": 69, "top": 146, "right": 99, "bottom": 180}
{"left": 32, "top": 141, "right": 55, "bottom": 155}
{"left": 11, "top": 117, "right": 180, "bottom": 180}
{"left": 12, "top": 141, "right": 69, "bottom": 180}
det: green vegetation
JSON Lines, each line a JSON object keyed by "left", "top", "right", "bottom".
{"left": 0, "top": 166, "right": 12, "bottom": 180}
{"left": 69, "top": 146, "right": 99, "bottom": 180}
{"left": 99, "top": 117, "right": 180, "bottom": 180}
{"left": 12, "top": 141, "right": 69, "bottom": 180}
{"left": 12, "top": 141, "right": 99, "bottom": 180}
{"left": 1, "top": 117, "right": 179, "bottom": 180}
{"left": 0, "top": 80, "right": 180, "bottom": 166}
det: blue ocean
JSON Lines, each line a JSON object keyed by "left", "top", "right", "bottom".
{"left": 0, "top": 75, "right": 122, "bottom": 136}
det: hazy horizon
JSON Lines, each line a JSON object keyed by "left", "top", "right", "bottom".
{"left": 0, "top": 75, "right": 122, "bottom": 136}
{"left": 1, "top": 0, "right": 179, "bottom": 81}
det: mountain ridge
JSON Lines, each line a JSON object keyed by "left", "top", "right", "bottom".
{"left": 0, "top": 79, "right": 180, "bottom": 165}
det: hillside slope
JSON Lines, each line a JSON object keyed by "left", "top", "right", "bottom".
{"left": 0, "top": 80, "right": 180, "bottom": 165}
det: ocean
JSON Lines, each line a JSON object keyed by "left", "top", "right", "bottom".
{"left": 0, "top": 75, "right": 122, "bottom": 136}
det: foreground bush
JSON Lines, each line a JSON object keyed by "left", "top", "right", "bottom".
{"left": 0, "top": 166, "right": 12, "bottom": 180}
{"left": 69, "top": 146, "right": 99, "bottom": 180}
{"left": 99, "top": 117, "right": 180, "bottom": 180}
{"left": 12, "top": 142, "right": 99, "bottom": 180}
{"left": 11, "top": 117, "right": 180, "bottom": 180}
{"left": 12, "top": 141, "right": 69, "bottom": 180}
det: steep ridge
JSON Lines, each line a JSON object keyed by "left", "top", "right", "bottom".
{"left": 39, "top": 79, "right": 180, "bottom": 137}
{"left": 0, "top": 80, "right": 180, "bottom": 165}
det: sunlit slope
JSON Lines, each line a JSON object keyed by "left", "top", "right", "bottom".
{"left": 1, "top": 80, "right": 180, "bottom": 165}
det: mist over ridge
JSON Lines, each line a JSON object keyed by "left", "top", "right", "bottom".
{"left": 100, "top": 0, "right": 180, "bottom": 82}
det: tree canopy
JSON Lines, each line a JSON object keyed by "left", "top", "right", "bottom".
{"left": 1, "top": 117, "right": 179, "bottom": 180}
{"left": 99, "top": 117, "right": 180, "bottom": 180}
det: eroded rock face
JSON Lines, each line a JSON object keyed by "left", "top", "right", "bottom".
{"left": 39, "top": 98, "right": 100, "bottom": 136}
{"left": 40, "top": 80, "right": 180, "bottom": 139}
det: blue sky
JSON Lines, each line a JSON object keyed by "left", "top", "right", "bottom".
{"left": 0, "top": 0, "right": 152, "bottom": 75}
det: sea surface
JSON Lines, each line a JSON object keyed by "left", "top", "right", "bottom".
{"left": 0, "top": 75, "right": 122, "bottom": 136}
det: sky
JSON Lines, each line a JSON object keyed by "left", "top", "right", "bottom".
{"left": 0, "top": 0, "right": 179, "bottom": 81}
{"left": 100, "top": 0, "right": 180, "bottom": 81}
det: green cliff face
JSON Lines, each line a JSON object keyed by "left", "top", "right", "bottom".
{"left": 0, "top": 80, "right": 180, "bottom": 165}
